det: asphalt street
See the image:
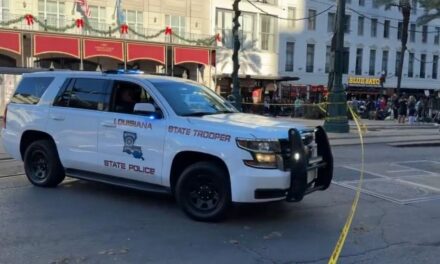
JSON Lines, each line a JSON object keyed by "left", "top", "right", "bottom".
{"left": 0, "top": 142, "right": 439, "bottom": 264}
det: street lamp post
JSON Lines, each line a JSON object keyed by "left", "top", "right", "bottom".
{"left": 324, "top": 0, "right": 349, "bottom": 133}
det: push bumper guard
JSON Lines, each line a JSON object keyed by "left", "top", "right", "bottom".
{"left": 286, "top": 126, "right": 333, "bottom": 202}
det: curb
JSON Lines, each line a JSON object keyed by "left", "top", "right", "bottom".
{"left": 330, "top": 137, "right": 440, "bottom": 147}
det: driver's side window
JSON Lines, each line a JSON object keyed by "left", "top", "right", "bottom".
{"left": 110, "top": 80, "right": 156, "bottom": 115}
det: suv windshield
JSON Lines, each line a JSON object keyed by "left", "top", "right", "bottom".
{"left": 151, "top": 80, "right": 238, "bottom": 116}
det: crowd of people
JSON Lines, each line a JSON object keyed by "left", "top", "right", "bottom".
{"left": 240, "top": 91, "right": 440, "bottom": 124}
{"left": 348, "top": 94, "right": 440, "bottom": 125}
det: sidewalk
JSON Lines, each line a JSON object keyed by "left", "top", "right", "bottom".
{"left": 276, "top": 117, "right": 440, "bottom": 146}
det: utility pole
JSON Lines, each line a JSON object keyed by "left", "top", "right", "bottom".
{"left": 232, "top": 0, "right": 242, "bottom": 110}
{"left": 324, "top": 0, "right": 349, "bottom": 133}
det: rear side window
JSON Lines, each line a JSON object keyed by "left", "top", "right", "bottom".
{"left": 54, "top": 78, "right": 111, "bottom": 111}
{"left": 10, "top": 77, "right": 54, "bottom": 104}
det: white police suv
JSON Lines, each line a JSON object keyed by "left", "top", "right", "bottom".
{"left": 1, "top": 71, "right": 333, "bottom": 221}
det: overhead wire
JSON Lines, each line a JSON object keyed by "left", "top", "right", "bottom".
{"left": 244, "top": 0, "right": 334, "bottom": 21}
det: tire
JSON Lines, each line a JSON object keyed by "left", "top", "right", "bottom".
{"left": 23, "top": 139, "right": 65, "bottom": 187}
{"left": 175, "top": 161, "right": 231, "bottom": 222}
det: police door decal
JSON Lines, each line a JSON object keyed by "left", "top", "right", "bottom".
{"left": 123, "top": 131, "right": 144, "bottom": 160}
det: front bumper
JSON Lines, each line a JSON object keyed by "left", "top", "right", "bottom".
{"left": 250, "top": 126, "right": 333, "bottom": 202}
{"left": 285, "top": 126, "right": 333, "bottom": 202}
{"left": 229, "top": 126, "right": 333, "bottom": 203}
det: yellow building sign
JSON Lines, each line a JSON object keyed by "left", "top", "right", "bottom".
{"left": 348, "top": 76, "right": 381, "bottom": 87}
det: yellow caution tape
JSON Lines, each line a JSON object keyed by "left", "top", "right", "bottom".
{"left": 328, "top": 106, "right": 365, "bottom": 264}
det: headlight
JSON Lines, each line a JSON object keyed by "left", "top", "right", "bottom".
{"left": 236, "top": 138, "right": 281, "bottom": 153}
{"left": 236, "top": 138, "right": 282, "bottom": 169}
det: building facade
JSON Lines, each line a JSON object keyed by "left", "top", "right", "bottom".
{"left": 213, "top": 0, "right": 440, "bottom": 101}
{"left": 1, "top": 0, "right": 440, "bottom": 109}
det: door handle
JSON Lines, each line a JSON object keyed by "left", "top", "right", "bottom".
{"left": 101, "top": 121, "right": 116, "bottom": 128}
{"left": 50, "top": 115, "right": 65, "bottom": 121}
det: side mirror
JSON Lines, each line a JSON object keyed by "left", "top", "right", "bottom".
{"left": 134, "top": 103, "right": 162, "bottom": 119}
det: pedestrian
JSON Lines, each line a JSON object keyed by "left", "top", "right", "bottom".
{"left": 391, "top": 93, "right": 399, "bottom": 120}
{"left": 408, "top": 95, "right": 417, "bottom": 125}
{"left": 294, "top": 97, "right": 304, "bottom": 117}
{"left": 366, "top": 95, "right": 376, "bottom": 120}
{"left": 272, "top": 94, "right": 280, "bottom": 117}
{"left": 398, "top": 95, "right": 408, "bottom": 124}
{"left": 416, "top": 97, "right": 423, "bottom": 122}
{"left": 263, "top": 94, "right": 270, "bottom": 116}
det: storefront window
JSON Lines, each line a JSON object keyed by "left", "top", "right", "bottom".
{"left": 369, "top": 49, "right": 376, "bottom": 76}
{"left": 38, "top": 0, "right": 65, "bottom": 28}
{"left": 0, "top": 0, "right": 9, "bottom": 21}
{"left": 395, "top": 51, "right": 401, "bottom": 77}
{"left": 384, "top": 20, "right": 390, "bottom": 38}
{"left": 242, "top": 13, "right": 255, "bottom": 49}
{"left": 358, "top": 16, "right": 364, "bottom": 36}
{"left": 408, "top": 52, "right": 414, "bottom": 78}
{"left": 371, "top": 19, "right": 377, "bottom": 37}
{"left": 261, "top": 14, "right": 276, "bottom": 52}
{"left": 308, "top": 9, "right": 316, "bottom": 31}
{"left": 382, "top": 50, "right": 389, "bottom": 74}
{"left": 325, "top": 46, "right": 332, "bottom": 73}
{"left": 306, "top": 44, "right": 315, "bottom": 73}
{"left": 285, "top": 42, "right": 294, "bottom": 72}
{"left": 433, "top": 55, "right": 438, "bottom": 79}
{"left": 287, "top": 7, "right": 296, "bottom": 28}
{"left": 410, "top": 23, "right": 416, "bottom": 42}
{"left": 88, "top": 6, "right": 106, "bottom": 34}
{"left": 420, "top": 54, "right": 426, "bottom": 78}
{"left": 125, "top": 10, "right": 143, "bottom": 32}
{"left": 165, "top": 15, "right": 186, "bottom": 43}
{"left": 355, "top": 48, "right": 363, "bottom": 75}
{"left": 216, "top": 9, "right": 255, "bottom": 50}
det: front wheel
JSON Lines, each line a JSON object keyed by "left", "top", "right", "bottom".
{"left": 24, "top": 140, "right": 65, "bottom": 187}
{"left": 175, "top": 162, "right": 231, "bottom": 221}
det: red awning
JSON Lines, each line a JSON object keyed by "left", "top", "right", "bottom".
{"left": 127, "top": 43, "right": 165, "bottom": 64}
{"left": 34, "top": 34, "right": 80, "bottom": 58}
{"left": 83, "top": 39, "right": 124, "bottom": 61}
{"left": 0, "top": 31, "right": 21, "bottom": 55}
{"left": 174, "top": 47, "right": 210, "bottom": 65}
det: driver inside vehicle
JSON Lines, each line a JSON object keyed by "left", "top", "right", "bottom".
{"left": 114, "top": 85, "right": 140, "bottom": 114}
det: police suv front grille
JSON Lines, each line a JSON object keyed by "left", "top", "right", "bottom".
{"left": 279, "top": 130, "right": 317, "bottom": 171}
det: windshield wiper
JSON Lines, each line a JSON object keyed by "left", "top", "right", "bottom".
{"left": 181, "top": 112, "right": 217, "bottom": 117}
{"left": 181, "top": 110, "right": 236, "bottom": 117}
{"left": 216, "top": 110, "right": 236, "bottom": 114}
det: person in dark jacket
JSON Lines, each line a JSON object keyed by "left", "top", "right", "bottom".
{"left": 398, "top": 96, "right": 408, "bottom": 124}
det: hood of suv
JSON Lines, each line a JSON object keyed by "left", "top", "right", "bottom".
{"left": 187, "top": 113, "right": 310, "bottom": 139}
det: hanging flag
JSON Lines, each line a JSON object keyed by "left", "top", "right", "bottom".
{"left": 75, "top": 0, "right": 91, "bottom": 18}
{"left": 114, "top": 0, "right": 126, "bottom": 26}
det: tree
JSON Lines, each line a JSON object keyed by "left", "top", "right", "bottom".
{"left": 417, "top": 0, "right": 440, "bottom": 25}
{"left": 231, "top": 0, "right": 242, "bottom": 110}
{"left": 374, "top": 0, "right": 412, "bottom": 95}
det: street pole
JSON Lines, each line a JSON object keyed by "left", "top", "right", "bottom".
{"left": 324, "top": 0, "right": 349, "bottom": 133}
{"left": 232, "top": 0, "right": 242, "bottom": 110}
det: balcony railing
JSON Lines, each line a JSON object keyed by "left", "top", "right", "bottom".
{"left": 0, "top": 13, "right": 216, "bottom": 47}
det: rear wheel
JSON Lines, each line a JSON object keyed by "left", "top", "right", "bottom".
{"left": 24, "top": 140, "right": 65, "bottom": 187}
{"left": 175, "top": 162, "right": 231, "bottom": 221}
